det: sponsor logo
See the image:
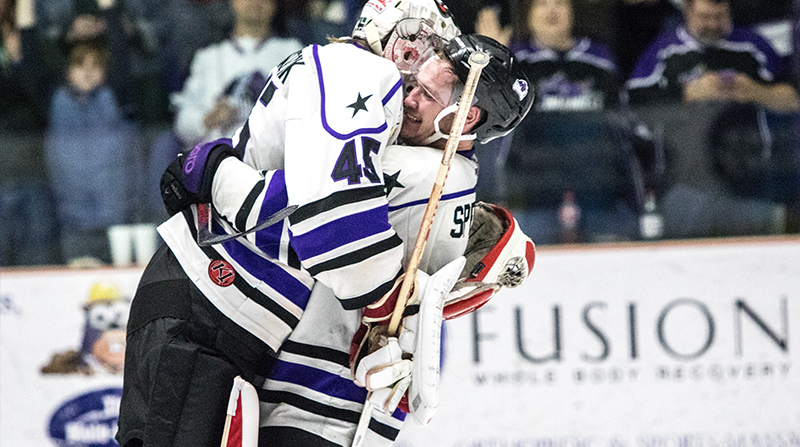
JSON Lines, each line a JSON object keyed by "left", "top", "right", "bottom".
{"left": 513, "top": 78, "right": 529, "bottom": 101}
{"left": 184, "top": 143, "right": 201, "bottom": 174}
{"left": 48, "top": 387, "right": 122, "bottom": 447}
{"left": 208, "top": 259, "right": 236, "bottom": 287}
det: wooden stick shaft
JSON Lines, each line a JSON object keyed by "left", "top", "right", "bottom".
{"left": 387, "top": 51, "right": 490, "bottom": 335}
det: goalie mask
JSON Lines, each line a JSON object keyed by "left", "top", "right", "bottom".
{"left": 353, "top": 0, "right": 460, "bottom": 55}
{"left": 444, "top": 202, "right": 535, "bottom": 320}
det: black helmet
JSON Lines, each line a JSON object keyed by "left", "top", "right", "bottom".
{"left": 444, "top": 34, "right": 533, "bottom": 143}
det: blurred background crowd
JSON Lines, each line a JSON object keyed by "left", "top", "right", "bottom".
{"left": 1, "top": 0, "right": 798, "bottom": 268}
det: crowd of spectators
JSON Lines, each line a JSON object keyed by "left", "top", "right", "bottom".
{"left": 0, "top": 0, "right": 798, "bottom": 267}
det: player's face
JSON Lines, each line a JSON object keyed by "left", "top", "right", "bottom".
{"left": 528, "top": 0, "right": 573, "bottom": 43}
{"left": 684, "top": 0, "right": 732, "bottom": 44}
{"left": 400, "top": 57, "right": 459, "bottom": 147}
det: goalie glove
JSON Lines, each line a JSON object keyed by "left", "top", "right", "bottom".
{"left": 444, "top": 202, "right": 535, "bottom": 320}
{"left": 351, "top": 257, "right": 465, "bottom": 422}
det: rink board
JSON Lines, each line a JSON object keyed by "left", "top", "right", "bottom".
{"left": 2, "top": 237, "right": 799, "bottom": 446}
{"left": 397, "top": 238, "right": 800, "bottom": 447}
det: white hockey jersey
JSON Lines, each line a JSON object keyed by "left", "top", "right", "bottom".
{"left": 158, "top": 42, "right": 406, "bottom": 356}
{"left": 257, "top": 144, "right": 478, "bottom": 446}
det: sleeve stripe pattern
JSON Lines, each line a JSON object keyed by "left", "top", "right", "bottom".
{"left": 234, "top": 120, "right": 250, "bottom": 157}
{"left": 255, "top": 171, "right": 290, "bottom": 259}
{"left": 281, "top": 340, "right": 350, "bottom": 368}
{"left": 369, "top": 416, "right": 402, "bottom": 440}
{"left": 290, "top": 205, "right": 392, "bottom": 259}
{"left": 182, "top": 212, "right": 303, "bottom": 328}
{"left": 235, "top": 179, "right": 266, "bottom": 231}
{"left": 268, "top": 360, "right": 366, "bottom": 404}
{"left": 303, "top": 234, "right": 403, "bottom": 277}
{"left": 220, "top": 237, "right": 312, "bottom": 309}
{"left": 312, "top": 44, "right": 388, "bottom": 140}
{"left": 290, "top": 185, "right": 386, "bottom": 224}
{"left": 387, "top": 187, "right": 475, "bottom": 212}
{"left": 337, "top": 269, "right": 400, "bottom": 311}
{"left": 259, "top": 389, "right": 362, "bottom": 424}
{"left": 198, "top": 248, "right": 301, "bottom": 329}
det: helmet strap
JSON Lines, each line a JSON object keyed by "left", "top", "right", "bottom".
{"left": 421, "top": 103, "right": 477, "bottom": 146}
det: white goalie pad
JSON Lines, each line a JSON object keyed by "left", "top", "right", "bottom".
{"left": 407, "top": 256, "right": 464, "bottom": 424}
{"left": 354, "top": 257, "right": 464, "bottom": 421}
{"left": 221, "top": 376, "right": 260, "bottom": 447}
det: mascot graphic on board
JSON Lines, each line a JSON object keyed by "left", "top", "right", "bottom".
{"left": 41, "top": 282, "right": 129, "bottom": 375}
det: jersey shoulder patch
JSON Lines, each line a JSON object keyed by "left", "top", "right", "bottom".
{"left": 310, "top": 43, "right": 403, "bottom": 141}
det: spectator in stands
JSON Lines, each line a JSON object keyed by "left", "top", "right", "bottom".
{"left": 159, "top": 0, "right": 233, "bottom": 94}
{"left": 0, "top": 0, "right": 60, "bottom": 266}
{"left": 44, "top": 36, "right": 138, "bottom": 267}
{"left": 626, "top": 0, "right": 798, "bottom": 239}
{"left": 626, "top": 0, "right": 799, "bottom": 113}
{"left": 144, "top": 0, "right": 301, "bottom": 223}
{"left": 478, "top": 0, "right": 649, "bottom": 245}
{"left": 613, "top": 0, "right": 681, "bottom": 79}
{"left": 510, "top": 0, "right": 621, "bottom": 112}
{"left": 171, "top": 0, "right": 302, "bottom": 147}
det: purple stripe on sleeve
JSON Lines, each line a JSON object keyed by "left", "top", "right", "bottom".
{"left": 222, "top": 238, "right": 311, "bottom": 308}
{"left": 290, "top": 205, "right": 392, "bottom": 260}
{"left": 269, "top": 360, "right": 367, "bottom": 403}
{"left": 255, "top": 170, "right": 289, "bottom": 258}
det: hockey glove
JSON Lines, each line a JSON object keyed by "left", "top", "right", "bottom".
{"left": 160, "top": 138, "right": 236, "bottom": 216}
{"left": 351, "top": 257, "right": 465, "bottom": 423}
{"left": 444, "top": 202, "right": 535, "bottom": 320}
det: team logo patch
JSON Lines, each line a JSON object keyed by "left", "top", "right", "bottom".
{"left": 513, "top": 78, "right": 529, "bottom": 101}
{"left": 208, "top": 260, "right": 236, "bottom": 287}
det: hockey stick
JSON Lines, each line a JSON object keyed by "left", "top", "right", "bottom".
{"left": 350, "top": 50, "right": 490, "bottom": 447}
{"left": 197, "top": 203, "right": 298, "bottom": 246}
{"left": 387, "top": 50, "right": 490, "bottom": 335}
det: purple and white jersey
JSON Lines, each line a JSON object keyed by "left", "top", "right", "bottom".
{"left": 626, "top": 25, "right": 786, "bottom": 105}
{"left": 157, "top": 42, "right": 406, "bottom": 355}
{"left": 257, "top": 144, "right": 478, "bottom": 446}
{"left": 512, "top": 37, "right": 620, "bottom": 111}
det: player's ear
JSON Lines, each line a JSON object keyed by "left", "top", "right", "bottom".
{"left": 462, "top": 105, "right": 483, "bottom": 134}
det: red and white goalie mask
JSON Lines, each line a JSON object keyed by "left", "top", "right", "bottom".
{"left": 444, "top": 202, "right": 535, "bottom": 320}
{"left": 353, "top": 0, "right": 460, "bottom": 55}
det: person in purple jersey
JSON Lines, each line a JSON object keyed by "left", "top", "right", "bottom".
{"left": 626, "top": 0, "right": 799, "bottom": 113}
{"left": 510, "top": 0, "right": 620, "bottom": 112}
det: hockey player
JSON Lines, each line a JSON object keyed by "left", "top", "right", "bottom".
{"left": 117, "top": 2, "right": 464, "bottom": 447}
{"left": 254, "top": 35, "right": 536, "bottom": 446}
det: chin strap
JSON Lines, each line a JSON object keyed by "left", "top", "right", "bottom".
{"left": 420, "top": 103, "right": 477, "bottom": 146}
